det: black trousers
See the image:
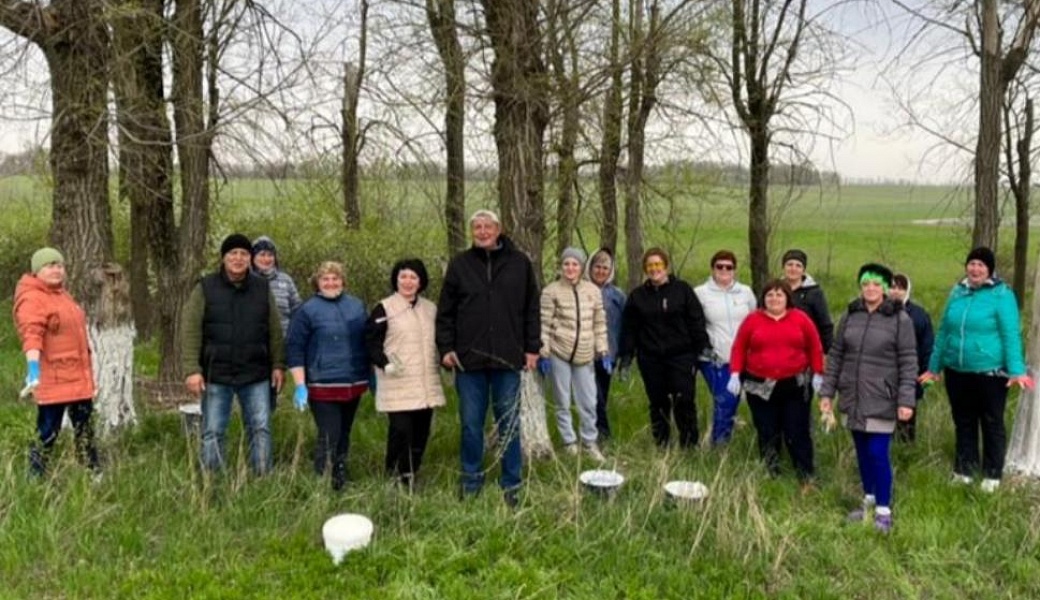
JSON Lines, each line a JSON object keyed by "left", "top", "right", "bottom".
{"left": 31, "top": 399, "right": 99, "bottom": 476}
{"left": 594, "top": 361, "right": 613, "bottom": 439}
{"left": 637, "top": 353, "right": 698, "bottom": 447}
{"left": 945, "top": 369, "right": 1009, "bottom": 479}
{"left": 310, "top": 399, "right": 361, "bottom": 488}
{"left": 385, "top": 408, "right": 434, "bottom": 479}
{"left": 745, "top": 377, "right": 814, "bottom": 479}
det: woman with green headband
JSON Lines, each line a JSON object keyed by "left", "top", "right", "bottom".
{"left": 818, "top": 263, "right": 918, "bottom": 534}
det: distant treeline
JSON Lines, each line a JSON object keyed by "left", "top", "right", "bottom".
{"left": 0, "top": 148, "right": 840, "bottom": 187}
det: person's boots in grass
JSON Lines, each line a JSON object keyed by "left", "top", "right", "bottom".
{"left": 874, "top": 506, "right": 893, "bottom": 534}
{"left": 847, "top": 494, "right": 876, "bottom": 523}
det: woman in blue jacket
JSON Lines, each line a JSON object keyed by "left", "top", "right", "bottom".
{"left": 287, "top": 261, "right": 371, "bottom": 490}
{"left": 920, "top": 247, "right": 1034, "bottom": 492}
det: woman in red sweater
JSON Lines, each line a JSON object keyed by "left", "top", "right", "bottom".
{"left": 729, "top": 279, "right": 825, "bottom": 482}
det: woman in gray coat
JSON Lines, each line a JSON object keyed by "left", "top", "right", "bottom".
{"left": 818, "top": 263, "right": 917, "bottom": 534}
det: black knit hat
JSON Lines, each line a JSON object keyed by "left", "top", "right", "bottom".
{"left": 782, "top": 249, "right": 808, "bottom": 267}
{"left": 220, "top": 233, "right": 253, "bottom": 257}
{"left": 391, "top": 258, "right": 429, "bottom": 294}
{"left": 857, "top": 262, "right": 893, "bottom": 289}
{"left": 965, "top": 246, "right": 996, "bottom": 276}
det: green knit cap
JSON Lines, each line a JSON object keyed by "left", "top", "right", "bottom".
{"left": 31, "top": 247, "right": 64, "bottom": 274}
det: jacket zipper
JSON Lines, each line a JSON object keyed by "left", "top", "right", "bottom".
{"left": 851, "top": 309, "right": 873, "bottom": 424}
{"left": 957, "top": 291, "right": 974, "bottom": 368}
{"left": 569, "top": 284, "right": 581, "bottom": 363}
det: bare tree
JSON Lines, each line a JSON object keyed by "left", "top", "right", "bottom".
{"left": 343, "top": 0, "right": 369, "bottom": 229}
{"left": 425, "top": 0, "right": 467, "bottom": 255}
{"left": 597, "top": 0, "right": 623, "bottom": 254}
{"left": 479, "top": 0, "right": 550, "bottom": 271}
{"left": 0, "top": 1, "right": 114, "bottom": 301}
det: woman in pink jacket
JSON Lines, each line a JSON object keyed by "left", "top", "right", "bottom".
{"left": 13, "top": 247, "right": 100, "bottom": 477}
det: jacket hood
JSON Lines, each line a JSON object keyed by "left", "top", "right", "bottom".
{"left": 469, "top": 233, "right": 514, "bottom": 256}
{"left": 15, "top": 273, "right": 63, "bottom": 300}
{"left": 251, "top": 235, "right": 280, "bottom": 275}
{"left": 584, "top": 247, "right": 616, "bottom": 286}
{"left": 799, "top": 274, "right": 820, "bottom": 289}
{"left": 957, "top": 275, "right": 1003, "bottom": 290}
{"left": 643, "top": 273, "right": 678, "bottom": 289}
{"left": 701, "top": 276, "right": 746, "bottom": 293}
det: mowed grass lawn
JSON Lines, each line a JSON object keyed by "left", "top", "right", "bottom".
{"left": 1, "top": 176, "right": 1040, "bottom": 598}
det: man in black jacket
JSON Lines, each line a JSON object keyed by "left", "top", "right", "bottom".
{"left": 436, "top": 209, "right": 540, "bottom": 505}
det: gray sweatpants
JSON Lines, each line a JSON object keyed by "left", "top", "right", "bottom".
{"left": 549, "top": 355, "right": 598, "bottom": 445}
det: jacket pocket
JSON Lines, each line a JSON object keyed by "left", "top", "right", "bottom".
{"left": 47, "top": 351, "right": 82, "bottom": 383}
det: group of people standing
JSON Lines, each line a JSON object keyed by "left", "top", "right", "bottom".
{"left": 12, "top": 214, "right": 1033, "bottom": 528}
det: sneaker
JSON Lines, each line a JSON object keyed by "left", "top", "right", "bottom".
{"left": 503, "top": 489, "right": 520, "bottom": 509}
{"left": 980, "top": 478, "right": 1001, "bottom": 493}
{"left": 951, "top": 473, "right": 973, "bottom": 485}
{"left": 584, "top": 443, "right": 606, "bottom": 462}
{"left": 563, "top": 443, "right": 579, "bottom": 456}
{"left": 874, "top": 513, "right": 893, "bottom": 534}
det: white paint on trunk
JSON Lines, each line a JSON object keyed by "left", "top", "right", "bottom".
{"left": 89, "top": 323, "right": 137, "bottom": 435}
{"left": 520, "top": 371, "right": 554, "bottom": 460}
{"left": 1006, "top": 249, "right": 1040, "bottom": 477}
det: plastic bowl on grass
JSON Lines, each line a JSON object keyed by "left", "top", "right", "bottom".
{"left": 663, "top": 480, "right": 709, "bottom": 504}
{"left": 322, "top": 514, "right": 374, "bottom": 565}
{"left": 579, "top": 469, "right": 625, "bottom": 497}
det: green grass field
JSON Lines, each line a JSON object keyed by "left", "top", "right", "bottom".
{"left": 1, "top": 175, "right": 1039, "bottom": 598}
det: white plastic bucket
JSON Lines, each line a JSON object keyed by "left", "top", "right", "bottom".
{"left": 178, "top": 403, "right": 202, "bottom": 436}
{"left": 322, "top": 514, "right": 374, "bottom": 565}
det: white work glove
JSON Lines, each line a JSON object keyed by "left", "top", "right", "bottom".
{"left": 384, "top": 353, "right": 404, "bottom": 376}
{"left": 726, "top": 373, "right": 741, "bottom": 396}
{"left": 812, "top": 374, "right": 823, "bottom": 394}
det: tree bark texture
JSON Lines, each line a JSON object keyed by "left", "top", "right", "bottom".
{"left": 548, "top": 0, "right": 581, "bottom": 259}
{"left": 973, "top": 0, "right": 1002, "bottom": 250}
{"left": 112, "top": 0, "right": 174, "bottom": 340}
{"left": 481, "top": 0, "right": 550, "bottom": 275}
{"left": 1012, "top": 98, "right": 1032, "bottom": 308}
{"left": 597, "top": 0, "right": 623, "bottom": 254}
{"left": 342, "top": 0, "right": 368, "bottom": 230}
{"left": 748, "top": 128, "right": 771, "bottom": 292}
{"left": 1006, "top": 237, "right": 1040, "bottom": 477}
{"left": 87, "top": 264, "right": 137, "bottom": 435}
{"left": 425, "top": 0, "right": 467, "bottom": 255}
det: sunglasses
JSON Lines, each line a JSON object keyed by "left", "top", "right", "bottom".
{"left": 644, "top": 260, "right": 666, "bottom": 270}
{"left": 714, "top": 264, "right": 734, "bottom": 271}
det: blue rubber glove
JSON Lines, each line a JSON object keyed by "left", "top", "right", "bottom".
{"left": 293, "top": 385, "right": 308, "bottom": 412}
{"left": 26, "top": 359, "right": 40, "bottom": 387}
{"left": 726, "top": 373, "right": 742, "bottom": 396}
{"left": 601, "top": 356, "right": 613, "bottom": 375}
{"left": 537, "top": 358, "right": 552, "bottom": 376}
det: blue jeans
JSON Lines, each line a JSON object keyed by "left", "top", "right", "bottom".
{"left": 698, "top": 361, "right": 741, "bottom": 444}
{"left": 455, "top": 369, "right": 522, "bottom": 493}
{"left": 30, "top": 399, "right": 99, "bottom": 475}
{"left": 201, "top": 380, "right": 272, "bottom": 475}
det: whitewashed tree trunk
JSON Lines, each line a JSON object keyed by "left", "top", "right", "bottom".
{"left": 87, "top": 264, "right": 137, "bottom": 435}
{"left": 520, "top": 371, "right": 554, "bottom": 460}
{"left": 1006, "top": 250, "right": 1040, "bottom": 475}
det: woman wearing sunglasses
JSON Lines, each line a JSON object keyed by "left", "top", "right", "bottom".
{"left": 619, "top": 248, "right": 710, "bottom": 448}
{"left": 694, "top": 250, "right": 757, "bottom": 445}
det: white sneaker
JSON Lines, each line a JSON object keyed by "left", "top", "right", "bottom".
{"left": 563, "top": 443, "right": 579, "bottom": 456}
{"left": 980, "top": 478, "right": 1000, "bottom": 493}
{"left": 583, "top": 443, "right": 606, "bottom": 462}
{"left": 951, "top": 473, "right": 973, "bottom": 485}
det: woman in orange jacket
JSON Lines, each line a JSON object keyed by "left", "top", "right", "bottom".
{"left": 13, "top": 247, "right": 100, "bottom": 477}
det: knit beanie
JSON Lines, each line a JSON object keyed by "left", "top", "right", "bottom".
{"left": 31, "top": 247, "right": 64, "bottom": 274}
{"left": 782, "top": 249, "right": 808, "bottom": 267}
{"left": 965, "top": 246, "right": 996, "bottom": 276}
{"left": 561, "top": 247, "right": 587, "bottom": 265}
{"left": 220, "top": 233, "right": 253, "bottom": 257}
{"left": 252, "top": 235, "right": 277, "bottom": 257}
{"left": 857, "top": 262, "right": 893, "bottom": 292}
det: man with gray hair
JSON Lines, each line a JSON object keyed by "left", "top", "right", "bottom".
{"left": 436, "top": 209, "right": 540, "bottom": 507}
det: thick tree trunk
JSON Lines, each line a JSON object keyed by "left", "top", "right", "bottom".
{"left": 88, "top": 264, "right": 136, "bottom": 435}
{"left": 974, "top": 0, "right": 1002, "bottom": 250}
{"left": 426, "top": 0, "right": 467, "bottom": 255}
{"left": 1006, "top": 239, "right": 1040, "bottom": 476}
{"left": 548, "top": 0, "right": 581, "bottom": 259}
{"left": 482, "top": 0, "right": 549, "bottom": 275}
{"left": 597, "top": 0, "right": 623, "bottom": 254}
{"left": 42, "top": 3, "right": 114, "bottom": 305}
{"left": 161, "top": 0, "right": 213, "bottom": 382}
{"left": 113, "top": 0, "right": 173, "bottom": 341}
{"left": 748, "top": 129, "right": 771, "bottom": 293}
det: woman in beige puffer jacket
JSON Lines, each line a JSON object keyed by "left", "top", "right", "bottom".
{"left": 366, "top": 259, "right": 446, "bottom": 489}
{"left": 540, "top": 247, "right": 609, "bottom": 459}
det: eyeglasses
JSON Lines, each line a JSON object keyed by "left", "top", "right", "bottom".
{"left": 644, "top": 260, "right": 666, "bottom": 269}
{"left": 714, "top": 264, "right": 734, "bottom": 271}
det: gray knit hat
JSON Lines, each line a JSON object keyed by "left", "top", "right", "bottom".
{"left": 561, "top": 247, "right": 587, "bottom": 265}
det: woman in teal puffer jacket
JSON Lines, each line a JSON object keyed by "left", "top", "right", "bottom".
{"left": 919, "top": 247, "right": 1034, "bottom": 492}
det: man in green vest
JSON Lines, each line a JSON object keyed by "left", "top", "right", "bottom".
{"left": 181, "top": 233, "right": 286, "bottom": 475}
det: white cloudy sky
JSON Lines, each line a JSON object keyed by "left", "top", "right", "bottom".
{"left": 0, "top": 0, "right": 994, "bottom": 184}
